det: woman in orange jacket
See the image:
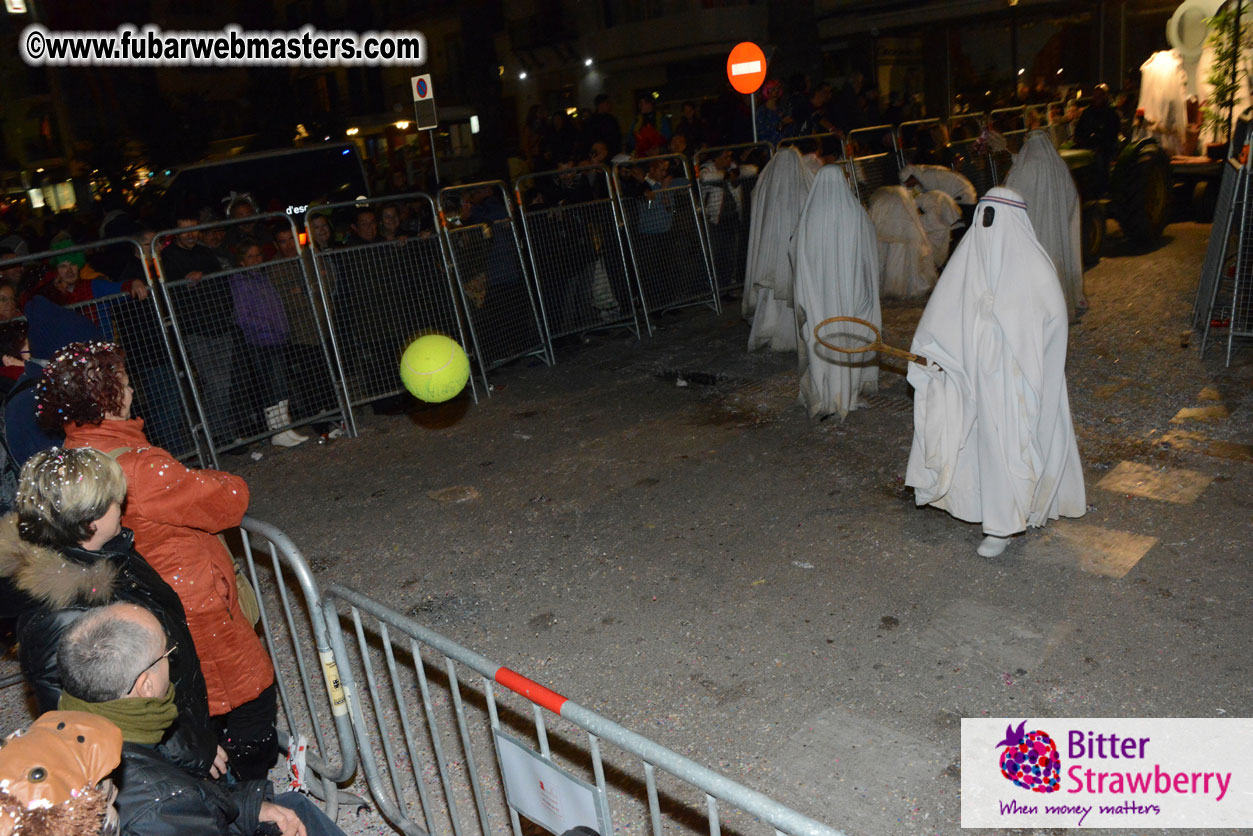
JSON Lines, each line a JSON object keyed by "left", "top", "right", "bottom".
{"left": 33, "top": 340, "right": 278, "bottom": 780}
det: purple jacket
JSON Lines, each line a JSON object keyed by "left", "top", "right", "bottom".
{"left": 229, "top": 270, "right": 289, "bottom": 346}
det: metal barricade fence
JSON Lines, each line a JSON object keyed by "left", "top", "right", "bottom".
{"left": 438, "top": 181, "right": 554, "bottom": 373}
{"left": 947, "top": 114, "right": 983, "bottom": 142}
{"left": 320, "top": 581, "right": 847, "bottom": 836}
{"left": 993, "top": 129, "right": 1029, "bottom": 183}
{"left": 896, "top": 118, "right": 944, "bottom": 167}
{"left": 305, "top": 195, "right": 480, "bottom": 412}
{"left": 988, "top": 106, "right": 1027, "bottom": 134}
{"left": 0, "top": 237, "right": 202, "bottom": 464}
{"left": 153, "top": 213, "right": 352, "bottom": 469}
{"left": 234, "top": 515, "right": 359, "bottom": 818}
{"left": 612, "top": 154, "right": 720, "bottom": 318}
{"left": 775, "top": 131, "right": 844, "bottom": 156}
{"left": 948, "top": 137, "right": 997, "bottom": 198}
{"left": 514, "top": 166, "right": 642, "bottom": 345}
{"left": 845, "top": 125, "right": 900, "bottom": 207}
{"left": 1045, "top": 100, "right": 1072, "bottom": 148}
{"left": 693, "top": 142, "right": 774, "bottom": 296}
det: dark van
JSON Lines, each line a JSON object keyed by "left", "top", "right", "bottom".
{"left": 149, "top": 142, "right": 370, "bottom": 220}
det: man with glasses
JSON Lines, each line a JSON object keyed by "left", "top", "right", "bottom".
{"left": 58, "top": 603, "right": 347, "bottom": 836}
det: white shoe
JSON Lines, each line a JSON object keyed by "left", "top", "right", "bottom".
{"left": 977, "top": 535, "right": 1011, "bottom": 557}
{"left": 270, "top": 429, "right": 309, "bottom": 448}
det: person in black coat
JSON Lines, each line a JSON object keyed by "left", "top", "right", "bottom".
{"left": 0, "top": 447, "right": 223, "bottom": 779}
{"left": 58, "top": 603, "right": 346, "bottom": 836}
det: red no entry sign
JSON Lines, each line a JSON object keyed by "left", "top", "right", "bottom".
{"left": 726, "top": 42, "right": 766, "bottom": 95}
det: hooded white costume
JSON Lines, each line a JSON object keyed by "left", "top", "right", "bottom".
{"left": 870, "top": 186, "right": 937, "bottom": 298}
{"left": 792, "top": 166, "right": 881, "bottom": 420}
{"left": 1004, "top": 130, "right": 1086, "bottom": 319}
{"left": 915, "top": 189, "right": 963, "bottom": 269}
{"left": 743, "top": 147, "right": 815, "bottom": 351}
{"left": 905, "top": 188, "right": 1086, "bottom": 555}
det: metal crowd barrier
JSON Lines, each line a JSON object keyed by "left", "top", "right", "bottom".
{"left": 514, "top": 166, "right": 642, "bottom": 345}
{"left": 438, "top": 180, "right": 554, "bottom": 373}
{"left": 305, "top": 195, "right": 480, "bottom": 410}
{"left": 948, "top": 136, "right": 997, "bottom": 198}
{"left": 993, "top": 129, "right": 1029, "bottom": 183}
{"left": 946, "top": 114, "right": 983, "bottom": 142}
{"left": 0, "top": 236, "right": 202, "bottom": 464}
{"left": 845, "top": 124, "right": 900, "bottom": 206}
{"left": 321, "top": 581, "right": 847, "bottom": 836}
{"left": 693, "top": 142, "right": 774, "bottom": 295}
{"left": 988, "top": 105, "right": 1027, "bottom": 134}
{"left": 234, "top": 515, "right": 359, "bottom": 818}
{"left": 896, "top": 118, "right": 944, "bottom": 167}
{"left": 612, "top": 153, "right": 720, "bottom": 319}
{"left": 152, "top": 213, "right": 352, "bottom": 469}
{"left": 775, "top": 131, "right": 844, "bottom": 156}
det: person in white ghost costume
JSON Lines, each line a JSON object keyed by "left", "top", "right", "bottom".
{"left": 792, "top": 166, "right": 881, "bottom": 420}
{"left": 743, "top": 147, "right": 815, "bottom": 351}
{"left": 870, "top": 185, "right": 936, "bottom": 298}
{"left": 914, "top": 189, "right": 963, "bottom": 269}
{"left": 1004, "top": 130, "right": 1086, "bottom": 320}
{"left": 900, "top": 164, "right": 977, "bottom": 207}
{"left": 905, "top": 187, "right": 1086, "bottom": 557}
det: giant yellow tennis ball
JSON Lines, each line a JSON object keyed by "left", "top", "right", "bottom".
{"left": 400, "top": 335, "right": 470, "bottom": 403}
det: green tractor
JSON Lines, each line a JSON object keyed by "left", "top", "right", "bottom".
{"left": 1060, "top": 138, "right": 1173, "bottom": 266}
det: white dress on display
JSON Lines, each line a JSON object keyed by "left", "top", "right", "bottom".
{"left": 743, "top": 147, "right": 815, "bottom": 351}
{"left": 905, "top": 188, "right": 1086, "bottom": 551}
{"left": 1004, "top": 130, "right": 1086, "bottom": 320}
{"left": 792, "top": 166, "right": 881, "bottom": 420}
{"left": 870, "top": 186, "right": 936, "bottom": 298}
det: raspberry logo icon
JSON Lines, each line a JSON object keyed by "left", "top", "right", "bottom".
{"left": 995, "top": 720, "right": 1061, "bottom": 793}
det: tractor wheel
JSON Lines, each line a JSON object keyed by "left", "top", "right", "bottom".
{"left": 1113, "top": 144, "right": 1171, "bottom": 244}
{"left": 1081, "top": 200, "right": 1105, "bottom": 268}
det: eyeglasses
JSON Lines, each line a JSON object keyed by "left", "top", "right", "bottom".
{"left": 127, "top": 642, "right": 176, "bottom": 695}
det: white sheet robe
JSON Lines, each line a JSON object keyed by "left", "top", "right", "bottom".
{"left": 1137, "top": 50, "right": 1189, "bottom": 156}
{"left": 743, "top": 148, "right": 815, "bottom": 351}
{"left": 905, "top": 188, "right": 1086, "bottom": 538}
{"left": 792, "top": 166, "right": 881, "bottom": 420}
{"left": 915, "top": 189, "right": 963, "bottom": 269}
{"left": 1004, "top": 130, "right": 1086, "bottom": 319}
{"left": 870, "top": 186, "right": 937, "bottom": 298}
{"left": 900, "top": 164, "right": 978, "bottom": 206}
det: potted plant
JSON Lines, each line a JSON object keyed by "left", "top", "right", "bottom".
{"left": 1203, "top": 1, "right": 1253, "bottom": 158}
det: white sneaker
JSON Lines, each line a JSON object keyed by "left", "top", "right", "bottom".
{"left": 976, "top": 535, "right": 1011, "bottom": 557}
{"left": 271, "top": 429, "right": 310, "bottom": 448}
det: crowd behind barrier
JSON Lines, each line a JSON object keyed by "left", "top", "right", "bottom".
{"left": 2, "top": 109, "right": 1061, "bottom": 475}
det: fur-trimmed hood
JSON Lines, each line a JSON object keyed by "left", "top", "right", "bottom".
{"left": 0, "top": 515, "right": 116, "bottom": 611}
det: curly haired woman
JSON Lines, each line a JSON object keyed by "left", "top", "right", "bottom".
{"left": 34, "top": 341, "right": 278, "bottom": 780}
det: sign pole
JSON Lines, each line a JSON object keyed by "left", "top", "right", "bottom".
{"left": 726, "top": 42, "right": 767, "bottom": 144}
{"left": 416, "top": 102, "right": 441, "bottom": 187}
{"left": 410, "top": 74, "right": 440, "bottom": 187}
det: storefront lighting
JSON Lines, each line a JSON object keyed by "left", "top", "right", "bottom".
{"left": 346, "top": 127, "right": 360, "bottom": 136}
{"left": 395, "top": 121, "right": 410, "bottom": 130}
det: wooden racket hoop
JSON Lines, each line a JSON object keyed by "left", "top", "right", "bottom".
{"left": 813, "top": 316, "right": 938, "bottom": 370}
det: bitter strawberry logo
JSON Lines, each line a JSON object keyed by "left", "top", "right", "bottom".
{"left": 996, "top": 720, "right": 1061, "bottom": 793}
